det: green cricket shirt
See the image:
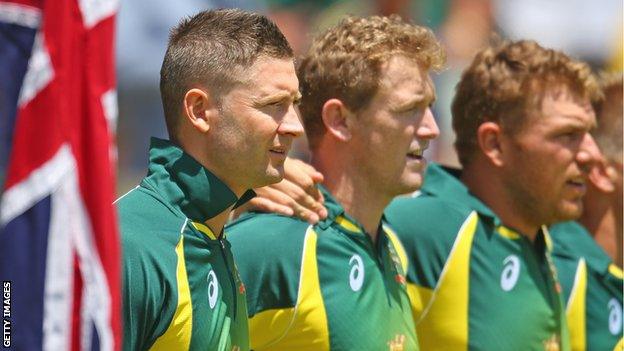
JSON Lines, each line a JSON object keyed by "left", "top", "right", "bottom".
{"left": 118, "top": 138, "right": 253, "bottom": 351}
{"left": 550, "top": 221, "right": 623, "bottom": 351}
{"left": 227, "top": 186, "right": 418, "bottom": 351}
{"left": 384, "top": 163, "right": 570, "bottom": 351}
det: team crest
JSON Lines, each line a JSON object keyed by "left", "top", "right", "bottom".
{"left": 543, "top": 334, "right": 560, "bottom": 351}
{"left": 388, "top": 334, "right": 405, "bottom": 351}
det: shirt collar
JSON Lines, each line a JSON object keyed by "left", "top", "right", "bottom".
{"left": 551, "top": 221, "right": 615, "bottom": 275}
{"left": 142, "top": 137, "right": 255, "bottom": 223}
{"left": 316, "top": 184, "right": 391, "bottom": 241}
{"left": 422, "top": 163, "right": 501, "bottom": 226}
{"left": 316, "top": 185, "right": 361, "bottom": 232}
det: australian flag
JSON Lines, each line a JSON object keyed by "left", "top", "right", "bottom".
{"left": 0, "top": 0, "right": 121, "bottom": 350}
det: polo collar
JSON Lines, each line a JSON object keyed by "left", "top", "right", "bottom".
{"left": 142, "top": 137, "right": 255, "bottom": 223}
{"left": 316, "top": 184, "right": 362, "bottom": 233}
{"left": 316, "top": 184, "right": 391, "bottom": 242}
{"left": 422, "top": 163, "right": 501, "bottom": 227}
{"left": 551, "top": 221, "right": 618, "bottom": 277}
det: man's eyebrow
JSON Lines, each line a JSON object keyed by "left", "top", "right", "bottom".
{"left": 552, "top": 113, "right": 597, "bottom": 130}
{"left": 392, "top": 94, "right": 435, "bottom": 111}
{"left": 255, "top": 90, "right": 300, "bottom": 105}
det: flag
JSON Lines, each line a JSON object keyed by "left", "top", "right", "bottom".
{"left": 0, "top": 0, "right": 121, "bottom": 350}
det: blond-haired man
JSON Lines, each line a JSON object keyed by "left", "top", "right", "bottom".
{"left": 227, "top": 15, "right": 444, "bottom": 350}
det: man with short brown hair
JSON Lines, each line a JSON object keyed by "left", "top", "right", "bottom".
{"left": 118, "top": 9, "right": 303, "bottom": 350}
{"left": 385, "top": 40, "right": 601, "bottom": 350}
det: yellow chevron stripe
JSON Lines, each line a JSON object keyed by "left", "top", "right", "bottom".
{"left": 250, "top": 227, "right": 329, "bottom": 350}
{"left": 496, "top": 226, "right": 521, "bottom": 240}
{"left": 336, "top": 215, "right": 363, "bottom": 233}
{"left": 384, "top": 225, "right": 409, "bottom": 274}
{"left": 249, "top": 307, "right": 295, "bottom": 349}
{"left": 192, "top": 221, "right": 217, "bottom": 240}
{"left": 150, "top": 235, "right": 193, "bottom": 350}
{"left": 417, "top": 211, "right": 478, "bottom": 351}
{"left": 406, "top": 283, "right": 433, "bottom": 323}
{"left": 613, "top": 337, "right": 623, "bottom": 351}
{"left": 609, "top": 264, "right": 624, "bottom": 280}
{"left": 566, "top": 259, "right": 587, "bottom": 351}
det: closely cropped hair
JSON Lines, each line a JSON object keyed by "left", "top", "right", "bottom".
{"left": 592, "top": 72, "right": 623, "bottom": 162}
{"left": 160, "top": 9, "right": 293, "bottom": 139}
{"left": 297, "top": 15, "right": 445, "bottom": 149}
{"left": 452, "top": 40, "right": 601, "bottom": 166}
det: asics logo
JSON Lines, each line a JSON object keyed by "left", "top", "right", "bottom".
{"left": 608, "top": 298, "right": 622, "bottom": 335}
{"left": 500, "top": 255, "right": 520, "bottom": 291}
{"left": 207, "top": 270, "right": 218, "bottom": 309}
{"left": 349, "top": 254, "right": 364, "bottom": 292}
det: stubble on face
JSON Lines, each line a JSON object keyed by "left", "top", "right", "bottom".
{"left": 352, "top": 56, "right": 436, "bottom": 197}
{"left": 501, "top": 89, "right": 596, "bottom": 227}
{"left": 209, "top": 56, "right": 301, "bottom": 192}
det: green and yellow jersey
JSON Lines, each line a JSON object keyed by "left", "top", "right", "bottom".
{"left": 550, "top": 221, "right": 623, "bottom": 351}
{"left": 227, "top": 186, "right": 418, "bottom": 351}
{"left": 118, "top": 138, "right": 252, "bottom": 351}
{"left": 385, "top": 163, "right": 570, "bottom": 351}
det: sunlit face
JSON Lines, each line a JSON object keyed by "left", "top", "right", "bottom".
{"left": 501, "top": 88, "right": 599, "bottom": 226}
{"left": 212, "top": 56, "right": 303, "bottom": 192}
{"left": 350, "top": 55, "right": 440, "bottom": 197}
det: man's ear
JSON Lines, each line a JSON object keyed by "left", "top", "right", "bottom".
{"left": 477, "top": 122, "right": 505, "bottom": 167}
{"left": 321, "top": 99, "right": 352, "bottom": 142}
{"left": 183, "top": 88, "right": 219, "bottom": 133}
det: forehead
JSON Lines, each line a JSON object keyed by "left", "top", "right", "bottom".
{"left": 375, "top": 55, "right": 434, "bottom": 103}
{"left": 237, "top": 56, "right": 299, "bottom": 96}
{"left": 531, "top": 89, "right": 596, "bottom": 129}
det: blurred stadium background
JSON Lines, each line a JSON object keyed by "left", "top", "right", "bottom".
{"left": 115, "top": 0, "right": 623, "bottom": 194}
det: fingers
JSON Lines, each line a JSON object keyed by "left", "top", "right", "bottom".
{"left": 284, "top": 158, "right": 325, "bottom": 202}
{"left": 244, "top": 157, "right": 328, "bottom": 223}
{"left": 273, "top": 179, "right": 326, "bottom": 219}
{"left": 294, "top": 158, "right": 325, "bottom": 184}
{"left": 247, "top": 196, "right": 295, "bottom": 217}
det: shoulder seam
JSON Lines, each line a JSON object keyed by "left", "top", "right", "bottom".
{"left": 113, "top": 185, "right": 140, "bottom": 204}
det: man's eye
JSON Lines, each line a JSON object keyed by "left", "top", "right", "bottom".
{"left": 560, "top": 131, "right": 582, "bottom": 141}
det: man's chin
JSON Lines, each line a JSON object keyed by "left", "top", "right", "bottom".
{"left": 390, "top": 177, "right": 423, "bottom": 197}
{"left": 556, "top": 200, "right": 584, "bottom": 221}
{"left": 265, "top": 166, "right": 285, "bottom": 184}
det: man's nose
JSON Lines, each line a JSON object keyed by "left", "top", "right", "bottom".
{"left": 416, "top": 108, "right": 440, "bottom": 140}
{"left": 577, "top": 132, "right": 603, "bottom": 170}
{"left": 278, "top": 105, "right": 304, "bottom": 137}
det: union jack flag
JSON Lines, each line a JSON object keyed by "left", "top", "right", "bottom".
{"left": 0, "top": 0, "right": 121, "bottom": 350}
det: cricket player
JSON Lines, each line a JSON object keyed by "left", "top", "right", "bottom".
{"left": 550, "top": 73, "right": 623, "bottom": 351}
{"left": 227, "top": 15, "right": 445, "bottom": 350}
{"left": 384, "top": 40, "right": 601, "bottom": 351}
{"left": 116, "top": 9, "right": 303, "bottom": 350}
